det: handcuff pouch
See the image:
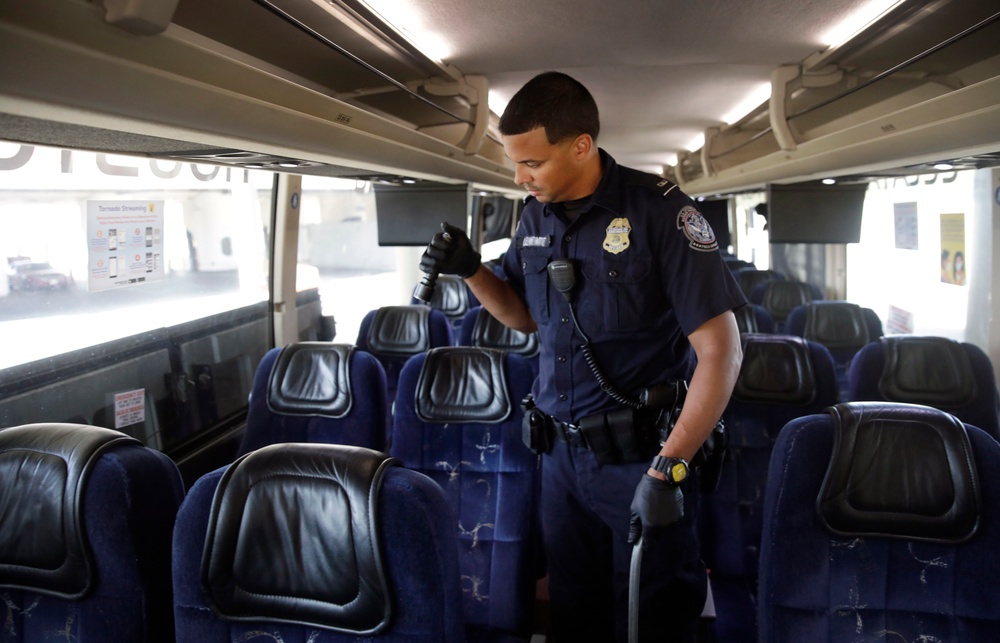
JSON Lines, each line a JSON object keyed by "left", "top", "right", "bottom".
{"left": 579, "top": 408, "right": 656, "bottom": 465}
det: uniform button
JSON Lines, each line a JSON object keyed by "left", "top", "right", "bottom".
{"left": 609, "top": 270, "right": 618, "bottom": 277}
{"left": 559, "top": 394, "right": 567, "bottom": 401}
{"left": 522, "top": 262, "right": 527, "bottom": 270}
{"left": 565, "top": 235, "right": 572, "bottom": 242}
{"left": 558, "top": 355, "right": 567, "bottom": 363}
{"left": 561, "top": 316, "right": 569, "bottom": 323}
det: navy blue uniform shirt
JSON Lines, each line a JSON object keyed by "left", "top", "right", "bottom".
{"left": 502, "top": 150, "right": 747, "bottom": 423}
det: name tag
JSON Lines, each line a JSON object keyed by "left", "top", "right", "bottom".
{"left": 523, "top": 235, "right": 550, "bottom": 247}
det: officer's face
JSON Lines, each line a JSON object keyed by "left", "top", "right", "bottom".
{"left": 501, "top": 127, "right": 591, "bottom": 203}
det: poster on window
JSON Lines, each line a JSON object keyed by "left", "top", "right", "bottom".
{"left": 87, "top": 200, "right": 165, "bottom": 292}
{"left": 893, "top": 202, "right": 918, "bottom": 250}
{"left": 939, "top": 213, "right": 966, "bottom": 286}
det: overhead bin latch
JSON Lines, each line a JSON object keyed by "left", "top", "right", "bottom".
{"left": 412, "top": 74, "right": 491, "bottom": 156}
{"left": 98, "top": 0, "right": 179, "bottom": 35}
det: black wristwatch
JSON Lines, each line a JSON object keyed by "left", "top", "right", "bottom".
{"left": 651, "top": 456, "right": 689, "bottom": 485}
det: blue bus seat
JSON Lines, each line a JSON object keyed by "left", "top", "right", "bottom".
{"left": 732, "top": 267, "right": 785, "bottom": 299}
{"left": 173, "top": 443, "right": 464, "bottom": 642}
{"left": 457, "top": 305, "right": 540, "bottom": 377}
{"left": 390, "top": 346, "right": 541, "bottom": 642}
{"left": 847, "top": 335, "right": 1000, "bottom": 440}
{"left": 0, "top": 423, "right": 184, "bottom": 642}
{"left": 786, "top": 301, "right": 883, "bottom": 401}
{"left": 722, "top": 254, "right": 755, "bottom": 272}
{"left": 411, "top": 274, "right": 480, "bottom": 335}
{"left": 701, "top": 333, "right": 838, "bottom": 642}
{"left": 759, "top": 402, "right": 1000, "bottom": 642}
{"left": 356, "top": 305, "right": 454, "bottom": 431}
{"left": 749, "top": 280, "right": 824, "bottom": 332}
{"left": 236, "top": 342, "right": 389, "bottom": 456}
{"left": 734, "top": 303, "right": 776, "bottom": 334}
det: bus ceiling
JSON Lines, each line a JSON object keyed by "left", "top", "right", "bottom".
{"left": 0, "top": 0, "right": 998, "bottom": 195}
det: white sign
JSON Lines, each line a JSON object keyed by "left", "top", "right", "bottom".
{"left": 114, "top": 388, "right": 146, "bottom": 429}
{"left": 87, "top": 200, "right": 165, "bottom": 291}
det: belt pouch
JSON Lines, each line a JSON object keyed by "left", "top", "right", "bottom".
{"left": 578, "top": 413, "right": 618, "bottom": 464}
{"left": 606, "top": 408, "right": 651, "bottom": 463}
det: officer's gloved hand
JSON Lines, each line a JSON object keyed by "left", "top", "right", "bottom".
{"left": 628, "top": 474, "right": 684, "bottom": 548}
{"left": 419, "top": 222, "right": 481, "bottom": 279}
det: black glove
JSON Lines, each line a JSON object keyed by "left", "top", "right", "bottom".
{"left": 419, "top": 222, "right": 481, "bottom": 279}
{"left": 628, "top": 474, "right": 684, "bottom": 547}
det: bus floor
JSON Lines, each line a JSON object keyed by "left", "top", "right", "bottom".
{"left": 530, "top": 576, "right": 718, "bottom": 642}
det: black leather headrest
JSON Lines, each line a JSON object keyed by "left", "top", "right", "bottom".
{"left": 732, "top": 334, "right": 816, "bottom": 405}
{"left": 762, "top": 282, "right": 814, "bottom": 322}
{"left": 878, "top": 336, "right": 978, "bottom": 407}
{"left": 415, "top": 347, "right": 513, "bottom": 423}
{"left": 428, "top": 275, "right": 470, "bottom": 319}
{"left": 366, "top": 306, "right": 432, "bottom": 355}
{"left": 267, "top": 343, "right": 353, "bottom": 417}
{"left": 737, "top": 269, "right": 782, "bottom": 296}
{"left": 202, "top": 443, "right": 400, "bottom": 634}
{"left": 804, "top": 302, "right": 870, "bottom": 350}
{"left": 818, "top": 402, "right": 980, "bottom": 543}
{"left": 470, "top": 309, "right": 539, "bottom": 357}
{"left": 0, "top": 423, "right": 140, "bottom": 599}
{"left": 733, "top": 304, "right": 759, "bottom": 334}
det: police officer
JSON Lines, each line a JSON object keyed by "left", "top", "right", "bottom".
{"left": 420, "top": 71, "right": 745, "bottom": 643}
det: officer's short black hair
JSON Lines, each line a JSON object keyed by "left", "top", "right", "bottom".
{"left": 499, "top": 71, "right": 600, "bottom": 144}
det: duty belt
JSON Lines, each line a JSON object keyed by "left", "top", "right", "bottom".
{"left": 551, "top": 418, "right": 588, "bottom": 449}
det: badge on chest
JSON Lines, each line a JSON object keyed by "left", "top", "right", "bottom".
{"left": 603, "top": 217, "right": 632, "bottom": 254}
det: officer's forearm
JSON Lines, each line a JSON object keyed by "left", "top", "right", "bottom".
{"left": 653, "top": 311, "right": 742, "bottom": 469}
{"left": 464, "top": 265, "right": 538, "bottom": 334}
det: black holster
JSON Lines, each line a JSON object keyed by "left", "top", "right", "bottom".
{"left": 521, "top": 395, "right": 552, "bottom": 455}
{"left": 646, "top": 380, "right": 729, "bottom": 493}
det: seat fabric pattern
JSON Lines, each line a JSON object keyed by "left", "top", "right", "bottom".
{"left": 759, "top": 402, "right": 1000, "bottom": 642}
{"left": 391, "top": 347, "right": 540, "bottom": 642}
{"left": 700, "top": 335, "right": 838, "bottom": 643}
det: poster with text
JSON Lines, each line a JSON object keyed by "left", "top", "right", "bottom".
{"left": 893, "top": 202, "right": 918, "bottom": 250}
{"left": 939, "top": 212, "right": 966, "bottom": 285}
{"left": 87, "top": 200, "right": 165, "bottom": 292}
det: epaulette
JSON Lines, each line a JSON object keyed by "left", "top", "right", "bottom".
{"left": 628, "top": 171, "right": 680, "bottom": 198}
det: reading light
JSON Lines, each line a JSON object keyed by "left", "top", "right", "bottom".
{"left": 822, "top": 178, "right": 837, "bottom": 185}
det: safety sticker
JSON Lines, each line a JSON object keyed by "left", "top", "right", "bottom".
{"left": 677, "top": 206, "right": 718, "bottom": 251}
{"left": 603, "top": 217, "right": 632, "bottom": 254}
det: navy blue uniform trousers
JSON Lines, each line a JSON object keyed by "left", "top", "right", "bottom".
{"left": 542, "top": 439, "right": 706, "bottom": 643}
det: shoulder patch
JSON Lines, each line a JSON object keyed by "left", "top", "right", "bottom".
{"left": 676, "top": 206, "right": 718, "bottom": 252}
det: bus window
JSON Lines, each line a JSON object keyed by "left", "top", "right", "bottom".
{"left": 0, "top": 142, "right": 274, "bottom": 452}
{"left": 297, "top": 175, "right": 402, "bottom": 344}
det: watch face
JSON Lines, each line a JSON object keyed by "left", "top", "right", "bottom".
{"left": 654, "top": 456, "right": 689, "bottom": 484}
{"left": 668, "top": 460, "right": 688, "bottom": 483}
